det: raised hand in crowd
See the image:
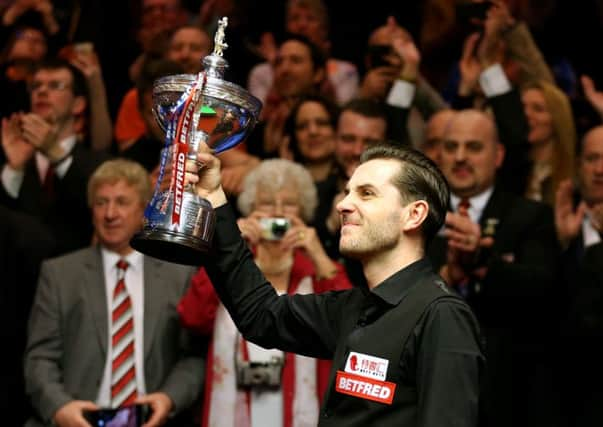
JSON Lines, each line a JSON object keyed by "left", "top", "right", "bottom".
{"left": 2, "top": 0, "right": 59, "bottom": 34}
{"left": 1, "top": 113, "right": 35, "bottom": 171}
{"left": 555, "top": 178, "right": 587, "bottom": 250}
{"left": 61, "top": 44, "right": 112, "bottom": 151}
{"left": 64, "top": 44, "right": 101, "bottom": 80}
{"left": 458, "top": 33, "right": 482, "bottom": 97}
{"left": 391, "top": 31, "right": 421, "bottom": 82}
{"left": 262, "top": 101, "right": 291, "bottom": 155}
{"left": 198, "top": 0, "right": 222, "bottom": 28}
{"left": 581, "top": 74, "right": 603, "bottom": 121}
{"left": 359, "top": 16, "right": 410, "bottom": 100}
{"left": 359, "top": 65, "right": 399, "bottom": 100}
{"left": 483, "top": 0, "right": 516, "bottom": 40}
{"left": 32, "top": 0, "right": 59, "bottom": 34}
{"left": 249, "top": 31, "right": 278, "bottom": 65}
{"left": 476, "top": 2, "right": 506, "bottom": 67}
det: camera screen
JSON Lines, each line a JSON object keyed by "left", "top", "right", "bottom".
{"left": 85, "top": 405, "right": 145, "bottom": 427}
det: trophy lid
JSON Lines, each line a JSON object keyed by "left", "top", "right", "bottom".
{"left": 202, "top": 17, "right": 229, "bottom": 79}
{"left": 151, "top": 15, "right": 262, "bottom": 134}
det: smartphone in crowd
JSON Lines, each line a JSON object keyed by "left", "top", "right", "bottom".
{"left": 84, "top": 404, "right": 150, "bottom": 427}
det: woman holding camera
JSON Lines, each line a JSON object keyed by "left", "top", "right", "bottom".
{"left": 177, "top": 158, "right": 351, "bottom": 427}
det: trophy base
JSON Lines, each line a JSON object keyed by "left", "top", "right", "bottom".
{"left": 130, "top": 229, "right": 211, "bottom": 266}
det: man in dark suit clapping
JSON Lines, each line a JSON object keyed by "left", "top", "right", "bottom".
{"left": 556, "top": 125, "right": 603, "bottom": 427}
{"left": 427, "top": 109, "right": 561, "bottom": 427}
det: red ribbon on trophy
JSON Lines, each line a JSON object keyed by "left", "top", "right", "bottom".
{"left": 170, "top": 72, "right": 207, "bottom": 227}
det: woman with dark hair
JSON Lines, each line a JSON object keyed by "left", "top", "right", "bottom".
{"left": 282, "top": 94, "right": 342, "bottom": 254}
{"left": 282, "top": 94, "right": 339, "bottom": 181}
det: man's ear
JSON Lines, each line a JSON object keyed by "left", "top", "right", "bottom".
{"left": 401, "top": 200, "right": 429, "bottom": 232}
{"left": 71, "top": 95, "right": 86, "bottom": 116}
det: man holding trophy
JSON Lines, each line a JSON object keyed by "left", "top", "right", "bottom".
{"left": 182, "top": 141, "right": 484, "bottom": 426}
{"left": 131, "top": 17, "right": 262, "bottom": 265}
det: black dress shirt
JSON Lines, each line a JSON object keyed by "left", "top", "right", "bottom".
{"left": 204, "top": 204, "right": 485, "bottom": 427}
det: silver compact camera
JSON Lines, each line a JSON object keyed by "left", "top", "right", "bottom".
{"left": 236, "top": 357, "right": 284, "bottom": 388}
{"left": 259, "top": 217, "right": 291, "bottom": 241}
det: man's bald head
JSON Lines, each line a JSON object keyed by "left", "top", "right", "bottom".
{"left": 439, "top": 109, "right": 504, "bottom": 198}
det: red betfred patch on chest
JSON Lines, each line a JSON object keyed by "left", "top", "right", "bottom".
{"left": 335, "top": 352, "right": 396, "bottom": 404}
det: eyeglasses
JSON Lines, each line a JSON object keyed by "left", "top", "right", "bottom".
{"left": 15, "top": 30, "right": 46, "bottom": 45}
{"left": 28, "top": 80, "right": 72, "bottom": 93}
{"left": 256, "top": 199, "right": 301, "bottom": 215}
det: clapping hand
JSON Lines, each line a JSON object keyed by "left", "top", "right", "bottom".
{"left": 458, "top": 33, "right": 482, "bottom": 96}
{"left": 1, "top": 113, "right": 34, "bottom": 171}
{"left": 554, "top": 179, "right": 586, "bottom": 249}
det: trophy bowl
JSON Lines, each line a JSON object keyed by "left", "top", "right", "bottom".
{"left": 152, "top": 73, "right": 262, "bottom": 148}
{"left": 130, "top": 18, "right": 262, "bottom": 265}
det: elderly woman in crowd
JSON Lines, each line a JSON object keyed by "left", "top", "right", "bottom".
{"left": 177, "top": 158, "right": 351, "bottom": 427}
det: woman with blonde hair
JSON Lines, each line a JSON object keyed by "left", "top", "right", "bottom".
{"left": 521, "top": 80, "right": 576, "bottom": 204}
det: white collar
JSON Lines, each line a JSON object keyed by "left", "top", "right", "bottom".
{"left": 450, "top": 187, "right": 494, "bottom": 224}
{"left": 101, "top": 247, "right": 144, "bottom": 273}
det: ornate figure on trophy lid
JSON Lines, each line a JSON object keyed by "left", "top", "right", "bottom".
{"left": 130, "top": 17, "right": 262, "bottom": 265}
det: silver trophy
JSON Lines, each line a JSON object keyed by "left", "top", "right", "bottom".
{"left": 130, "top": 17, "right": 262, "bottom": 265}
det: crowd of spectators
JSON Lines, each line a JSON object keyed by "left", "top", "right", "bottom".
{"left": 2, "top": 0, "right": 603, "bottom": 426}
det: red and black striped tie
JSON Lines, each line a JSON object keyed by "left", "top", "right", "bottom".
{"left": 110, "top": 259, "right": 137, "bottom": 407}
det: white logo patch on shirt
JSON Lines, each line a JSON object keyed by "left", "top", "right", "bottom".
{"left": 344, "top": 351, "right": 389, "bottom": 381}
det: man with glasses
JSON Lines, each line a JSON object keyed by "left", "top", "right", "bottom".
{"left": 0, "top": 58, "right": 108, "bottom": 255}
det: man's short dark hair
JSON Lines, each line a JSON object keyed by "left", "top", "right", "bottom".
{"left": 361, "top": 143, "right": 450, "bottom": 244}
{"left": 340, "top": 98, "right": 388, "bottom": 122}
{"left": 35, "top": 58, "right": 88, "bottom": 99}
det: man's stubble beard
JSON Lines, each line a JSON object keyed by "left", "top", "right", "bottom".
{"left": 339, "top": 211, "right": 400, "bottom": 260}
